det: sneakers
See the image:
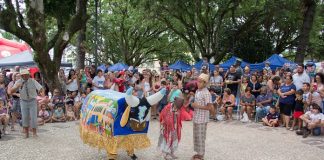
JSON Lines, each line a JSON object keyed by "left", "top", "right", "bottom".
{"left": 302, "top": 129, "right": 311, "bottom": 138}
{"left": 130, "top": 154, "right": 138, "bottom": 160}
{"left": 2, "top": 129, "right": 9, "bottom": 135}
{"left": 296, "top": 129, "right": 303, "bottom": 135}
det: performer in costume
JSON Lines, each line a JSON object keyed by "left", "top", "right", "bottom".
{"left": 158, "top": 94, "right": 184, "bottom": 160}
{"left": 80, "top": 87, "right": 166, "bottom": 160}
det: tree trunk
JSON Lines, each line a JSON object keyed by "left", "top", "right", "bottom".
{"left": 76, "top": 25, "right": 86, "bottom": 70}
{"left": 34, "top": 50, "right": 62, "bottom": 95}
{"left": 295, "top": 0, "right": 317, "bottom": 63}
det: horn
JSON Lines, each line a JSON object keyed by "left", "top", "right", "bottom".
{"left": 146, "top": 88, "right": 166, "bottom": 106}
{"left": 125, "top": 87, "right": 139, "bottom": 107}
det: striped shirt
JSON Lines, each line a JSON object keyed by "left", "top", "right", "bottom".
{"left": 193, "top": 87, "right": 212, "bottom": 124}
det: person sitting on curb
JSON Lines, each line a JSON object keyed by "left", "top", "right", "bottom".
{"left": 261, "top": 106, "right": 279, "bottom": 127}
{"left": 51, "top": 103, "right": 66, "bottom": 123}
{"left": 37, "top": 103, "right": 51, "bottom": 125}
{"left": 298, "top": 103, "right": 323, "bottom": 138}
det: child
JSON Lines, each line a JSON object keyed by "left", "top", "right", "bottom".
{"left": 64, "top": 92, "right": 74, "bottom": 113}
{"left": 272, "top": 89, "right": 280, "bottom": 109}
{"left": 73, "top": 91, "right": 82, "bottom": 120}
{"left": 38, "top": 103, "right": 51, "bottom": 125}
{"left": 209, "top": 87, "right": 221, "bottom": 120}
{"left": 262, "top": 106, "right": 279, "bottom": 127}
{"left": 66, "top": 104, "right": 76, "bottom": 121}
{"left": 52, "top": 104, "right": 66, "bottom": 122}
{"left": 49, "top": 88, "right": 65, "bottom": 112}
{"left": 0, "top": 98, "right": 9, "bottom": 135}
{"left": 158, "top": 96, "right": 184, "bottom": 160}
{"left": 290, "top": 90, "right": 304, "bottom": 131}
{"left": 158, "top": 80, "right": 169, "bottom": 113}
{"left": 36, "top": 89, "right": 50, "bottom": 111}
{"left": 299, "top": 103, "right": 323, "bottom": 138}
{"left": 302, "top": 83, "right": 311, "bottom": 111}
{"left": 240, "top": 77, "right": 249, "bottom": 97}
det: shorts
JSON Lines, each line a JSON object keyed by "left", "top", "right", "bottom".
{"left": 293, "top": 111, "right": 304, "bottom": 119}
{"left": 279, "top": 102, "right": 293, "bottom": 116}
{"left": 10, "top": 98, "right": 21, "bottom": 113}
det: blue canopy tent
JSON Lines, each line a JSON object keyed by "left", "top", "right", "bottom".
{"left": 242, "top": 54, "right": 296, "bottom": 71}
{"left": 193, "top": 60, "right": 215, "bottom": 72}
{"left": 248, "top": 62, "right": 264, "bottom": 71}
{"left": 219, "top": 56, "right": 250, "bottom": 70}
{"left": 97, "top": 64, "right": 107, "bottom": 72}
{"left": 265, "top": 54, "right": 296, "bottom": 70}
{"left": 108, "top": 63, "right": 129, "bottom": 71}
{"left": 169, "top": 60, "right": 192, "bottom": 71}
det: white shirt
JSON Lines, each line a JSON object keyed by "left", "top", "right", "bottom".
{"left": 66, "top": 79, "right": 78, "bottom": 91}
{"left": 92, "top": 76, "right": 105, "bottom": 90}
{"left": 305, "top": 111, "right": 324, "bottom": 122}
{"left": 293, "top": 72, "right": 310, "bottom": 90}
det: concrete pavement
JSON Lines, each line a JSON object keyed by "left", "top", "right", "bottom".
{"left": 0, "top": 120, "right": 323, "bottom": 160}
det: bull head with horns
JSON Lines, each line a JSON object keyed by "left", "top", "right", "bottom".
{"left": 120, "top": 87, "right": 166, "bottom": 131}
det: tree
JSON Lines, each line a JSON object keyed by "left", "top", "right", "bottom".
{"left": 295, "top": 0, "right": 317, "bottom": 63}
{"left": 87, "top": 0, "right": 188, "bottom": 66}
{"left": 76, "top": 2, "right": 88, "bottom": 70}
{"left": 231, "top": 0, "right": 302, "bottom": 63}
{"left": 307, "top": 0, "right": 324, "bottom": 61}
{"left": 0, "top": 0, "right": 89, "bottom": 93}
{"left": 146, "top": 0, "right": 244, "bottom": 63}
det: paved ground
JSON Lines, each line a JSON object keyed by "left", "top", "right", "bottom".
{"left": 1, "top": 120, "right": 324, "bottom": 160}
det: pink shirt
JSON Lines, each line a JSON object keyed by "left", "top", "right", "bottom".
{"left": 193, "top": 88, "right": 212, "bottom": 124}
{"left": 38, "top": 110, "right": 50, "bottom": 118}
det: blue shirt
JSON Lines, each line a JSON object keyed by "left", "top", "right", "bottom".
{"left": 279, "top": 84, "right": 296, "bottom": 104}
{"left": 256, "top": 93, "right": 273, "bottom": 106}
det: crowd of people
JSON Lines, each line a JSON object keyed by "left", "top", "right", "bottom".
{"left": 0, "top": 59, "right": 324, "bottom": 159}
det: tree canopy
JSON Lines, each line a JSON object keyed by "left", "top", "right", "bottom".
{"left": 1, "top": 0, "right": 323, "bottom": 72}
{"left": 0, "top": 0, "right": 89, "bottom": 92}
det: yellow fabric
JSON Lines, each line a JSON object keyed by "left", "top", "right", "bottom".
{"left": 79, "top": 125, "right": 150, "bottom": 155}
{"left": 120, "top": 106, "right": 131, "bottom": 127}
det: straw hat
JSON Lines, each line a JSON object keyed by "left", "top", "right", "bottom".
{"left": 20, "top": 69, "right": 30, "bottom": 75}
{"left": 198, "top": 73, "right": 209, "bottom": 83}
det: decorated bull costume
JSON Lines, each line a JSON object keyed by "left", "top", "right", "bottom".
{"left": 80, "top": 87, "right": 165, "bottom": 160}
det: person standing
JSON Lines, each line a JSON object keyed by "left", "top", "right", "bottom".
{"left": 278, "top": 75, "right": 296, "bottom": 129}
{"left": 158, "top": 96, "right": 185, "bottom": 160}
{"left": 191, "top": 73, "right": 213, "bottom": 160}
{"left": 7, "top": 73, "right": 21, "bottom": 131}
{"left": 293, "top": 64, "right": 310, "bottom": 91}
{"left": 225, "top": 65, "right": 241, "bottom": 96}
{"left": 10, "top": 69, "right": 43, "bottom": 138}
